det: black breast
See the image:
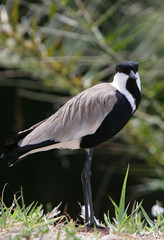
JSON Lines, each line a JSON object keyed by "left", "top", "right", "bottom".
{"left": 80, "top": 90, "right": 134, "bottom": 149}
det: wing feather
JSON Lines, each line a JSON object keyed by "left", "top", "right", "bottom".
{"left": 18, "top": 83, "right": 117, "bottom": 147}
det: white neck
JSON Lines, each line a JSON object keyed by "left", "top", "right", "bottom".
{"left": 111, "top": 72, "right": 141, "bottom": 113}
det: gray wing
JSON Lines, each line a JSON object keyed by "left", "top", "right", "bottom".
{"left": 18, "top": 83, "right": 117, "bottom": 147}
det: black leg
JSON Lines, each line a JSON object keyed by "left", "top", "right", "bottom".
{"left": 81, "top": 147, "right": 97, "bottom": 227}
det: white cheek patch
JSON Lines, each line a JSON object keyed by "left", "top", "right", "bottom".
{"left": 111, "top": 72, "right": 140, "bottom": 113}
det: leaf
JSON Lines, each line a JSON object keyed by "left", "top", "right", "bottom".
{"left": 141, "top": 206, "right": 154, "bottom": 229}
{"left": 118, "top": 164, "right": 129, "bottom": 226}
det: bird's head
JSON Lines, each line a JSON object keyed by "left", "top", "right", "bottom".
{"left": 113, "top": 61, "right": 141, "bottom": 92}
{"left": 116, "top": 61, "right": 139, "bottom": 78}
{"left": 111, "top": 61, "right": 141, "bottom": 111}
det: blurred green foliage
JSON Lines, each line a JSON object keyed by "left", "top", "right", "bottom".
{"left": 0, "top": 0, "right": 164, "bottom": 208}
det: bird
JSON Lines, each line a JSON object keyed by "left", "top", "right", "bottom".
{"left": 0, "top": 61, "right": 141, "bottom": 228}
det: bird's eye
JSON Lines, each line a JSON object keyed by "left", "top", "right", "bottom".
{"left": 118, "top": 68, "right": 122, "bottom": 73}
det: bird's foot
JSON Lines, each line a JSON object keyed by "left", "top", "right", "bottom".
{"left": 86, "top": 220, "right": 106, "bottom": 229}
{"left": 85, "top": 223, "right": 109, "bottom": 234}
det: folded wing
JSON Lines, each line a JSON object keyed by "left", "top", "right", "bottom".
{"left": 19, "top": 83, "right": 117, "bottom": 146}
{"left": 0, "top": 83, "right": 117, "bottom": 164}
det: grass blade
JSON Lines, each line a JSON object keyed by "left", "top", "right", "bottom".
{"left": 118, "top": 164, "right": 129, "bottom": 226}
{"left": 141, "top": 206, "right": 154, "bottom": 229}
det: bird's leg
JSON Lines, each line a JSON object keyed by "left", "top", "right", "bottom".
{"left": 81, "top": 147, "right": 97, "bottom": 227}
{"left": 81, "top": 158, "right": 89, "bottom": 223}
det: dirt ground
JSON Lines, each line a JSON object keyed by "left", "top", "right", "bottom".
{"left": 42, "top": 227, "right": 164, "bottom": 240}
{"left": 0, "top": 226, "right": 163, "bottom": 240}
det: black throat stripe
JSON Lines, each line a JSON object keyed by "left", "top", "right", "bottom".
{"left": 126, "top": 78, "right": 141, "bottom": 108}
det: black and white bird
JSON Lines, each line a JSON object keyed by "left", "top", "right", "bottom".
{"left": 0, "top": 61, "right": 141, "bottom": 227}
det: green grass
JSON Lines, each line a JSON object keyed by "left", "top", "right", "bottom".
{"left": 0, "top": 166, "right": 163, "bottom": 240}
{"left": 104, "top": 166, "right": 164, "bottom": 235}
{"left": 0, "top": 187, "right": 61, "bottom": 239}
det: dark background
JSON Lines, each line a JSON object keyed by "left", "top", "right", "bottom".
{"left": 0, "top": 0, "right": 164, "bottom": 223}
{"left": 0, "top": 85, "right": 162, "bottom": 221}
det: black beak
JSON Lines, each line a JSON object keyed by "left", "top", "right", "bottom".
{"left": 129, "top": 71, "right": 137, "bottom": 80}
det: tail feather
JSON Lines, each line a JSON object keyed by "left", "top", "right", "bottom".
{"left": 0, "top": 122, "right": 57, "bottom": 166}
{"left": 0, "top": 118, "right": 50, "bottom": 163}
{"left": 0, "top": 127, "right": 34, "bottom": 158}
{"left": 8, "top": 153, "right": 25, "bottom": 167}
{"left": 1, "top": 139, "right": 56, "bottom": 166}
